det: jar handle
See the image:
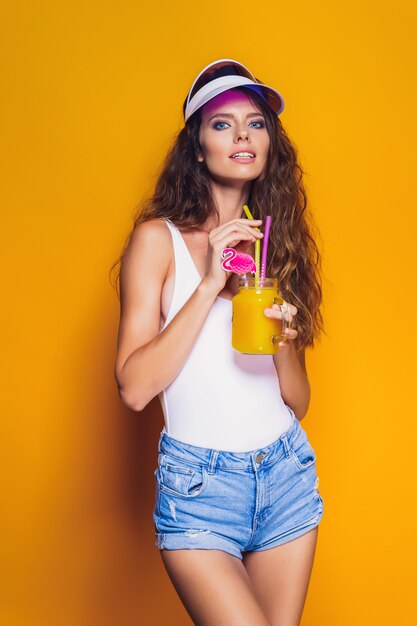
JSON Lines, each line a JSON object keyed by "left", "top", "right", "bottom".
{"left": 273, "top": 297, "right": 293, "bottom": 343}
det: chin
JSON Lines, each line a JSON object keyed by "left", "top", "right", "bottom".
{"left": 213, "top": 175, "right": 257, "bottom": 187}
{"left": 210, "top": 169, "right": 264, "bottom": 185}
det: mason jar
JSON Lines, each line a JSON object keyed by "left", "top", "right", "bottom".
{"left": 231, "top": 276, "right": 290, "bottom": 354}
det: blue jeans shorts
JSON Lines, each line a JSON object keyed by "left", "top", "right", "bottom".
{"left": 153, "top": 408, "right": 324, "bottom": 560}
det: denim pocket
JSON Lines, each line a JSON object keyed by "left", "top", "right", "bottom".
{"left": 289, "top": 433, "right": 317, "bottom": 471}
{"left": 157, "top": 453, "right": 209, "bottom": 498}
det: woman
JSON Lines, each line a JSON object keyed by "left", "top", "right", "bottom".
{"left": 112, "top": 59, "right": 324, "bottom": 626}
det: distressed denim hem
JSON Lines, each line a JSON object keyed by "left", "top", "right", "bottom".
{"left": 155, "top": 530, "right": 243, "bottom": 560}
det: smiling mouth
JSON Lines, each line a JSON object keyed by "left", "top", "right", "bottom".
{"left": 230, "top": 152, "right": 256, "bottom": 159}
{"left": 230, "top": 150, "right": 256, "bottom": 159}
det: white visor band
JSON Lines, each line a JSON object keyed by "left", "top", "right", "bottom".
{"left": 184, "top": 59, "right": 285, "bottom": 122}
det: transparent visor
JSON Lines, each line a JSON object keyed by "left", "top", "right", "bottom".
{"left": 186, "top": 61, "right": 257, "bottom": 106}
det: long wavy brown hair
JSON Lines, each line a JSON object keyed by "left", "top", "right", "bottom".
{"left": 110, "top": 85, "right": 324, "bottom": 351}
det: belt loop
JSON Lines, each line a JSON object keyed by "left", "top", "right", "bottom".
{"left": 157, "top": 426, "right": 166, "bottom": 453}
{"left": 280, "top": 433, "right": 292, "bottom": 459}
{"left": 208, "top": 450, "right": 219, "bottom": 474}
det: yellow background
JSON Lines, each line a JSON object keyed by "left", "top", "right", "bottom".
{"left": 1, "top": 1, "right": 416, "bottom": 624}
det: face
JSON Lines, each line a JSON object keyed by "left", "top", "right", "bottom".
{"left": 197, "top": 89, "right": 270, "bottom": 185}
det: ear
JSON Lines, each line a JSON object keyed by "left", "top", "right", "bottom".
{"left": 197, "top": 142, "right": 205, "bottom": 162}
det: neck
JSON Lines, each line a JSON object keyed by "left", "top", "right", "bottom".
{"left": 205, "top": 179, "right": 252, "bottom": 229}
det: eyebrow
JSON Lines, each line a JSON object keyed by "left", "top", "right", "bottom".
{"left": 208, "top": 112, "right": 265, "bottom": 121}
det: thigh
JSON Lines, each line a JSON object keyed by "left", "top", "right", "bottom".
{"left": 243, "top": 527, "right": 319, "bottom": 626}
{"left": 160, "top": 548, "right": 272, "bottom": 626}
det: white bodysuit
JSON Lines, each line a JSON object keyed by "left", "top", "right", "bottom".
{"left": 158, "top": 219, "right": 293, "bottom": 452}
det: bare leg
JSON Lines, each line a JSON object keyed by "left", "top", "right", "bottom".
{"left": 242, "top": 527, "right": 319, "bottom": 626}
{"left": 160, "top": 548, "right": 272, "bottom": 626}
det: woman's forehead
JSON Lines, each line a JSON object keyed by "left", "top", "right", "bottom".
{"left": 201, "top": 89, "right": 261, "bottom": 118}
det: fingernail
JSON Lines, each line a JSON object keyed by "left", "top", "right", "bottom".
{"left": 264, "top": 309, "right": 271, "bottom": 315}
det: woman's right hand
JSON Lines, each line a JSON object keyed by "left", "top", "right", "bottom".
{"left": 202, "top": 219, "right": 264, "bottom": 294}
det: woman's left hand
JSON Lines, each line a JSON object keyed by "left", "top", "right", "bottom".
{"left": 264, "top": 302, "right": 298, "bottom": 348}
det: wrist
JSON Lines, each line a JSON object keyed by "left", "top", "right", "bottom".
{"left": 273, "top": 337, "right": 295, "bottom": 361}
{"left": 197, "top": 277, "right": 221, "bottom": 300}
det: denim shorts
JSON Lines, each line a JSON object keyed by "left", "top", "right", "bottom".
{"left": 153, "top": 408, "right": 324, "bottom": 560}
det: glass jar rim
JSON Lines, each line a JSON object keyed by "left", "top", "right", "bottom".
{"left": 238, "top": 276, "right": 278, "bottom": 288}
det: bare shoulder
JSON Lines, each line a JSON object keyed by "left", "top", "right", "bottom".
{"left": 126, "top": 218, "right": 171, "bottom": 255}
{"left": 120, "top": 218, "right": 171, "bottom": 282}
{"left": 133, "top": 217, "right": 171, "bottom": 238}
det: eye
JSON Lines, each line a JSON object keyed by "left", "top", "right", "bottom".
{"left": 212, "top": 121, "right": 230, "bottom": 130}
{"left": 249, "top": 120, "right": 265, "bottom": 129}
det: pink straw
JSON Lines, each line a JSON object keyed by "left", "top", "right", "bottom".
{"left": 260, "top": 215, "right": 272, "bottom": 281}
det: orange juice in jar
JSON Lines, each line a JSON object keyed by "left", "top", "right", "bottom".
{"left": 232, "top": 277, "right": 290, "bottom": 354}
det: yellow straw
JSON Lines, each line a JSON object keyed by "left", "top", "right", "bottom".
{"left": 242, "top": 204, "right": 253, "bottom": 220}
{"left": 243, "top": 205, "right": 260, "bottom": 287}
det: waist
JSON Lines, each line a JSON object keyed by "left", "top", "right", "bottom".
{"left": 157, "top": 407, "right": 300, "bottom": 468}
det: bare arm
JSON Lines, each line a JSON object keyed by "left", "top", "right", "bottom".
{"left": 117, "top": 279, "right": 219, "bottom": 411}
{"left": 273, "top": 344, "right": 310, "bottom": 420}
{"left": 265, "top": 302, "right": 310, "bottom": 420}
{"left": 114, "top": 218, "right": 263, "bottom": 411}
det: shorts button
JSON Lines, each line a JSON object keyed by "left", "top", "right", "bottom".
{"left": 256, "top": 453, "right": 265, "bottom": 463}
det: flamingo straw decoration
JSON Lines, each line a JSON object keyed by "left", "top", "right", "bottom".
{"left": 221, "top": 248, "right": 257, "bottom": 275}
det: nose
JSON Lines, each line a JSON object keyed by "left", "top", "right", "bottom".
{"left": 234, "top": 126, "right": 250, "bottom": 143}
